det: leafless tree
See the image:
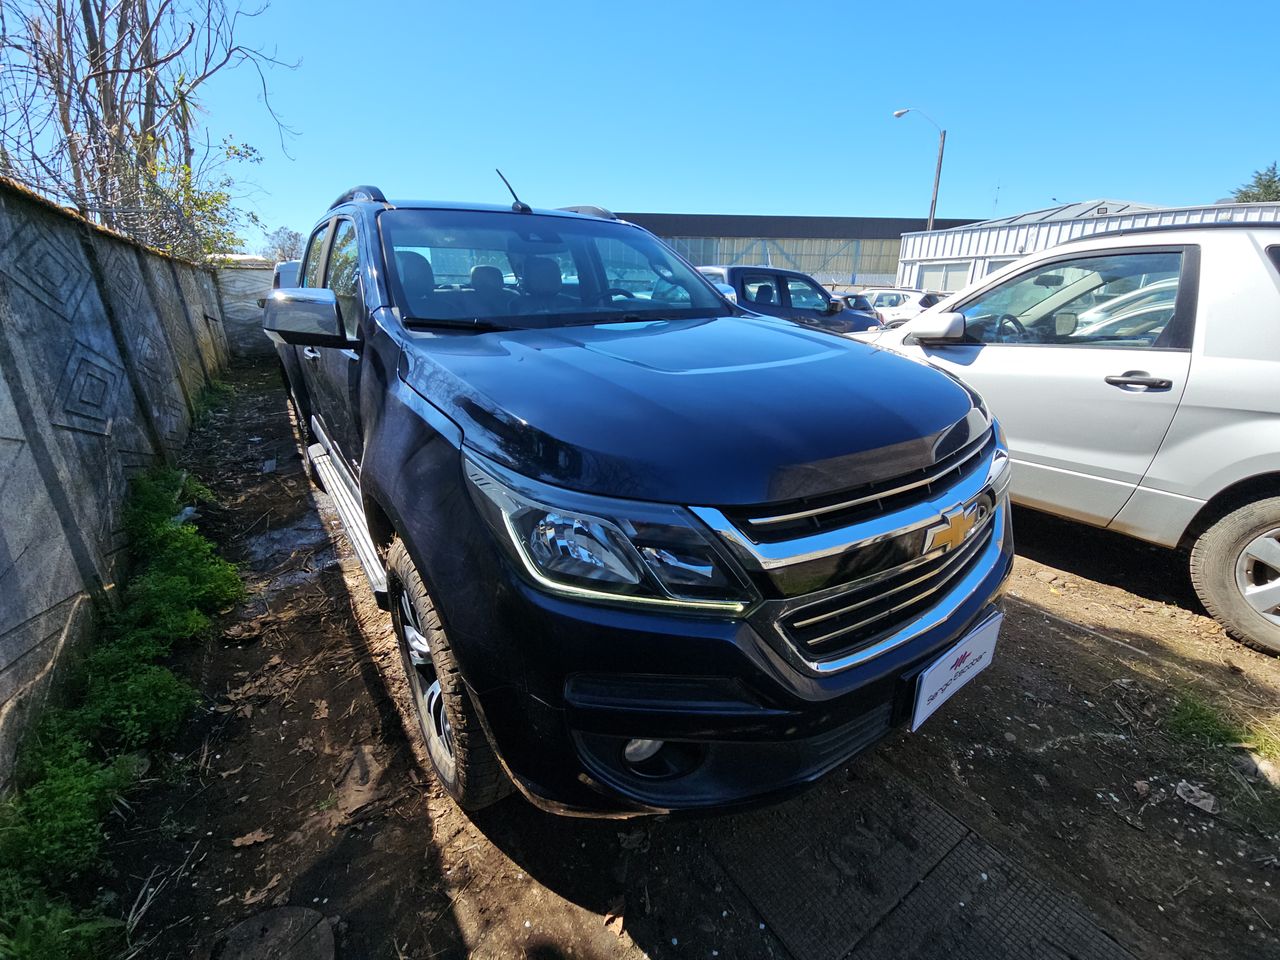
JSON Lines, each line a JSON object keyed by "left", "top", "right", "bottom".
{"left": 0, "top": 0, "right": 294, "bottom": 258}
{"left": 260, "top": 224, "right": 300, "bottom": 261}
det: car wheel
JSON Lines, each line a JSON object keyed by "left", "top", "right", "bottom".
{"left": 1189, "top": 497, "right": 1280, "bottom": 655}
{"left": 386, "top": 539, "right": 511, "bottom": 808}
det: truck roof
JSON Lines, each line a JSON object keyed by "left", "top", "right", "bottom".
{"left": 326, "top": 185, "right": 622, "bottom": 223}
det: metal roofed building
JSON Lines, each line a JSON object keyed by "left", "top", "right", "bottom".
{"left": 896, "top": 199, "right": 1280, "bottom": 292}
{"left": 619, "top": 212, "right": 977, "bottom": 287}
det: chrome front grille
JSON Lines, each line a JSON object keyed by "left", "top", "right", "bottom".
{"left": 724, "top": 429, "right": 995, "bottom": 544}
{"left": 778, "top": 508, "right": 995, "bottom": 657}
{"left": 690, "top": 427, "right": 1011, "bottom": 674}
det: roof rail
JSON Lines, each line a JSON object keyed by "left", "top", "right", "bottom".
{"left": 329, "top": 185, "right": 388, "bottom": 210}
{"left": 557, "top": 205, "right": 617, "bottom": 220}
{"left": 1055, "top": 219, "right": 1280, "bottom": 244}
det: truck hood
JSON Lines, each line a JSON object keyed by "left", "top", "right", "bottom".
{"left": 400, "top": 316, "right": 985, "bottom": 506}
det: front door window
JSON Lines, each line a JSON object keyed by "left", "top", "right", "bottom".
{"left": 957, "top": 251, "right": 1185, "bottom": 349}
{"left": 785, "top": 275, "right": 827, "bottom": 311}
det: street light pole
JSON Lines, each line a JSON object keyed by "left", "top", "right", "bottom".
{"left": 894, "top": 108, "right": 947, "bottom": 231}
{"left": 927, "top": 128, "right": 945, "bottom": 231}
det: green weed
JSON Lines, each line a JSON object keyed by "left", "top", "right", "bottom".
{"left": 0, "top": 875, "right": 122, "bottom": 960}
{"left": 1167, "top": 694, "right": 1244, "bottom": 749}
{"left": 191, "top": 380, "right": 235, "bottom": 424}
{"left": 0, "top": 464, "right": 241, "bottom": 955}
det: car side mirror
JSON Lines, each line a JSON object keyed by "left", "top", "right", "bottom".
{"left": 824, "top": 299, "right": 844, "bottom": 314}
{"left": 263, "top": 288, "right": 349, "bottom": 348}
{"left": 908, "top": 311, "right": 966, "bottom": 342}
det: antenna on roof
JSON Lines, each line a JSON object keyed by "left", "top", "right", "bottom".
{"left": 496, "top": 169, "right": 531, "bottom": 214}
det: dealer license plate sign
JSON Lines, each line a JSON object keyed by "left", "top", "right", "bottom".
{"left": 911, "top": 612, "right": 1002, "bottom": 732}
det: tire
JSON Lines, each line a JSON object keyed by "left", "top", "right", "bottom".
{"left": 386, "top": 539, "right": 510, "bottom": 809}
{"left": 1189, "top": 497, "right": 1280, "bottom": 655}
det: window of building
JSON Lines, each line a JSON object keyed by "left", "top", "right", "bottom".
{"left": 918, "top": 261, "right": 972, "bottom": 292}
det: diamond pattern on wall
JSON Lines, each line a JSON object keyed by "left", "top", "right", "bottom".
{"left": 97, "top": 242, "right": 145, "bottom": 309}
{"left": 0, "top": 220, "right": 91, "bottom": 318}
{"left": 49, "top": 341, "right": 124, "bottom": 436}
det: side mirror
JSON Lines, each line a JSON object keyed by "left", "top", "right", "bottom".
{"left": 908, "top": 311, "right": 966, "bottom": 342}
{"left": 824, "top": 298, "right": 845, "bottom": 314}
{"left": 263, "top": 288, "right": 348, "bottom": 348}
{"left": 713, "top": 282, "right": 738, "bottom": 304}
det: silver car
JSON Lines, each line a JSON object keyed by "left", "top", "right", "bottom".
{"left": 862, "top": 224, "right": 1280, "bottom": 653}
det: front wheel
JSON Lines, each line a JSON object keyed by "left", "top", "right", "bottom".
{"left": 1190, "top": 497, "right": 1280, "bottom": 655}
{"left": 386, "top": 539, "right": 511, "bottom": 808}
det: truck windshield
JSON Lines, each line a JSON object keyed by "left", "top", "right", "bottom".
{"left": 379, "top": 209, "right": 732, "bottom": 328}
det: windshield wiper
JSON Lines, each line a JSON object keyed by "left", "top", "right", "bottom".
{"left": 402, "top": 317, "right": 511, "bottom": 333}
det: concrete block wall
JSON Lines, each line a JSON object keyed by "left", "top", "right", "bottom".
{"left": 0, "top": 177, "right": 227, "bottom": 780}
{"left": 216, "top": 264, "right": 276, "bottom": 358}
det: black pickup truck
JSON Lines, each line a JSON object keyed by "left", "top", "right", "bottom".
{"left": 264, "top": 187, "right": 1013, "bottom": 816}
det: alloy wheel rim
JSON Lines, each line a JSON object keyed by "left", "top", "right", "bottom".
{"left": 395, "top": 589, "right": 456, "bottom": 761}
{"left": 1235, "top": 527, "right": 1280, "bottom": 626}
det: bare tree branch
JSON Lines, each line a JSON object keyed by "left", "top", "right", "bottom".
{"left": 0, "top": 0, "right": 295, "bottom": 259}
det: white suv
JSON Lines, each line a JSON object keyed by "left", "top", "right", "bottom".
{"left": 859, "top": 288, "right": 943, "bottom": 326}
{"left": 862, "top": 225, "right": 1280, "bottom": 653}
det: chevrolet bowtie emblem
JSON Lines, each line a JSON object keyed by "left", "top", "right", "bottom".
{"left": 924, "top": 503, "right": 982, "bottom": 555}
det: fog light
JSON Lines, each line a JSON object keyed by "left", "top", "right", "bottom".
{"left": 623, "top": 738, "right": 664, "bottom": 764}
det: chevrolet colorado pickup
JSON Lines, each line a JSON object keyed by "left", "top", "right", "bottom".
{"left": 264, "top": 186, "right": 1013, "bottom": 816}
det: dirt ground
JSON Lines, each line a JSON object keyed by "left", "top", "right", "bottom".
{"left": 104, "top": 359, "right": 1280, "bottom": 959}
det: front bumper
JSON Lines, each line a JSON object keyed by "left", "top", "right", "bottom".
{"left": 469, "top": 501, "right": 1014, "bottom": 817}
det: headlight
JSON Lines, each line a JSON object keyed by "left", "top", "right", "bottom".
{"left": 463, "top": 454, "right": 756, "bottom": 613}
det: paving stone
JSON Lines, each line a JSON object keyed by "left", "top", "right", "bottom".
{"left": 848, "top": 834, "right": 1135, "bottom": 960}
{"left": 710, "top": 764, "right": 967, "bottom": 960}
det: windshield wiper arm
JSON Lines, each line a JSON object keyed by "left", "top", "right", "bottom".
{"left": 402, "top": 317, "right": 510, "bottom": 332}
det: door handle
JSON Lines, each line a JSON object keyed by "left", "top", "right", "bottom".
{"left": 302, "top": 346, "right": 321, "bottom": 362}
{"left": 1104, "top": 370, "right": 1172, "bottom": 390}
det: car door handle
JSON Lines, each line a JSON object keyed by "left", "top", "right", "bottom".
{"left": 302, "top": 346, "right": 321, "bottom": 362}
{"left": 1104, "top": 371, "right": 1172, "bottom": 390}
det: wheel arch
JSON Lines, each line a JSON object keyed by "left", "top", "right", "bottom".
{"left": 362, "top": 489, "right": 397, "bottom": 559}
{"left": 1179, "top": 472, "right": 1280, "bottom": 551}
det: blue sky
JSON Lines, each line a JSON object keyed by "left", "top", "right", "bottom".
{"left": 200, "top": 0, "right": 1280, "bottom": 249}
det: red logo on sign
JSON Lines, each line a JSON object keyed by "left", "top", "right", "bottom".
{"left": 951, "top": 651, "right": 971, "bottom": 670}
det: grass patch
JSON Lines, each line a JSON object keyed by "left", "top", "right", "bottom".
{"left": 0, "top": 467, "right": 241, "bottom": 958}
{"left": 1167, "top": 693, "right": 1244, "bottom": 749}
{"left": 1167, "top": 692, "right": 1280, "bottom": 761}
{"left": 191, "top": 380, "right": 235, "bottom": 425}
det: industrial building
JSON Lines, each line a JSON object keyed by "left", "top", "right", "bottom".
{"left": 895, "top": 199, "right": 1280, "bottom": 292}
{"left": 620, "top": 212, "right": 975, "bottom": 288}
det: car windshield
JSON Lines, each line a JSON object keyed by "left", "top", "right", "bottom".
{"left": 379, "top": 209, "right": 731, "bottom": 329}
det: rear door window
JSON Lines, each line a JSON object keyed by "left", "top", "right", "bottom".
{"left": 741, "top": 272, "right": 781, "bottom": 307}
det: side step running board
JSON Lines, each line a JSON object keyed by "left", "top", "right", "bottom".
{"left": 308, "top": 443, "right": 389, "bottom": 607}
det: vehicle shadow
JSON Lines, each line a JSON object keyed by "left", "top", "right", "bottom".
{"left": 1011, "top": 505, "right": 1202, "bottom": 610}
{"left": 462, "top": 584, "right": 1280, "bottom": 960}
